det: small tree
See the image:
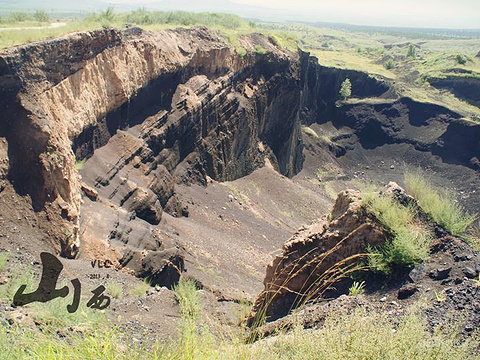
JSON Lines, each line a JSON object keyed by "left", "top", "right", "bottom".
{"left": 339, "top": 78, "right": 352, "bottom": 100}
{"left": 407, "top": 44, "right": 416, "bottom": 57}
{"left": 456, "top": 54, "right": 467, "bottom": 65}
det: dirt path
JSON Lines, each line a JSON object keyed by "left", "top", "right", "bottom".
{"left": 0, "top": 22, "right": 67, "bottom": 31}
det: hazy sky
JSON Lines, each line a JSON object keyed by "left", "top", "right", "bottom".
{"left": 5, "top": 0, "right": 480, "bottom": 29}
{"left": 229, "top": 0, "right": 480, "bottom": 28}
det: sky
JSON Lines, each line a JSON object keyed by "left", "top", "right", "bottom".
{"left": 3, "top": 0, "right": 480, "bottom": 29}
{"left": 229, "top": 0, "right": 480, "bottom": 28}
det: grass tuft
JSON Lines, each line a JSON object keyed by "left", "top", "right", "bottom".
{"left": 106, "top": 281, "right": 123, "bottom": 299}
{"left": 404, "top": 170, "right": 476, "bottom": 240}
{"left": 302, "top": 125, "right": 319, "bottom": 138}
{"left": 128, "top": 278, "right": 151, "bottom": 297}
{"left": 348, "top": 280, "right": 365, "bottom": 296}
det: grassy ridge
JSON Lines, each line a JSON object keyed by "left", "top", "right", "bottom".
{"left": 404, "top": 171, "right": 479, "bottom": 249}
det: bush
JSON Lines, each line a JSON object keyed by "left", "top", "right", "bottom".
{"left": 302, "top": 126, "right": 319, "bottom": 138}
{"left": 237, "top": 47, "right": 247, "bottom": 57}
{"left": 348, "top": 281, "right": 365, "bottom": 296}
{"left": 363, "top": 192, "right": 431, "bottom": 275}
{"left": 339, "top": 78, "right": 352, "bottom": 99}
{"left": 456, "top": 54, "right": 467, "bottom": 65}
{"left": 8, "top": 12, "right": 31, "bottom": 22}
{"left": 385, "top": 58, "right": 395, "bottom": 69}
{"left": 404, "top": 170, "right": 476, "bottom": 239}
{"left": 33, "top": 10, "right": 50, "bottom": 22}
{"left": 106, "top": 281, "right": 123, "bottom": 299}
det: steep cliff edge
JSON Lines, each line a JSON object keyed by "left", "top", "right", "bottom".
{"left": 0, "top": 28, "right": 306, "bottom": 258}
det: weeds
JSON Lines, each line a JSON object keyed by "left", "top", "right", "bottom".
{"left": 0, "top": 252, "right": 9, "bottom": 272}
{"left": 106, "top": 281, "right": 123, "bottom": 299}
{"left": 250, "top": 308, "right": 479, "bottom": 359}
{"left": 255, "top": 45, "right": 266, "bottom": 55}
{"left": 173, "top": 277, "right": 201, "bottom": 319}
{"left": 0, "top": 264, "right": 36, "bottom": 302}
{"left": 128, "top": 278, "right": 151, "bottom": 297}
{"left": 348, "top": 280, "right": 365, "bottom": 296}
{"left": 247, "top": 237, "right": 368, "bottom": 341}
{"left": 434, "top": 289, "right": 446, "bottom": 302}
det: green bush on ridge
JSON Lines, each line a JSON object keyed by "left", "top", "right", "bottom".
{"left": 362, "top": 188, "right": 431, "bottom": 275}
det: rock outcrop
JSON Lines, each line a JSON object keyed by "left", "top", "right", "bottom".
{"left": 249, "top": 189, "right": 386, "bottom": 323}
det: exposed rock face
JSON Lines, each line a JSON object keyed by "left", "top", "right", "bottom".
{"left": 428, "top": 75, "right": 480, "bottom": 107}
{"left": 120, "top": 248, "right": 185, "bottom": 289}
{"left": 249, "top": 189, "right": 386, "bottom": 323}
{"left": 0, "top": 28, "right": 307, "bottom": 257}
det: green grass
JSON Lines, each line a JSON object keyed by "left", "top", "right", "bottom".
{"left": 0, "top": 10, "right": 255, "bottom": 51}
{"left": 255, "top": 45, "right": 266, "bottom": 55}
{"left": 173, "top": 277, "right": 201, "bottom": 319}
{"left": 301, "top": 125, "right": 319, "bottom": 138}
{"left": 0, "top": 285, "right": 478, "bottom": 359}
{"left": 363, "top": 190, "right": 431, "bottom": 275}
{"left": 0, "top": 264, "right": 36, "bottom": 302}
{"left": 128, "top": 278, "right": 151, "bottom": 297}
{"left": 249, "top": 308, "right": 479, "bottom": 360}
{"left": 106, "top": 281, "right": 123, "bottom": 299}
{"left": 404, "top": 170, "right": 476, "bottom": 240}
{"left": 348, "top": 281, "right": 365, "bottom": 296}
{"left": 0, "top": 252, "right": 9, "bottom": 272}
{"left": 74, "top": 159, "right": 86, "bottom": 171}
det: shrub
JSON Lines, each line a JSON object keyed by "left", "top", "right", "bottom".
{"left": 33, "top": 10, "right": 50, "bottom": 22}
{"left": 101, "top": 6, "right": 116, "bottom": 22}
{"left": 385, "top": 58, "right": 395, "bottom": 69}
{"left": 255, "top": 45, "right": 266, "bottom": 55}
{"left": 456, "top": 54, "right": 467, "bottom": 65}
{"left": 173, "top": 277, "right": 201, "bottom": 319}
{"left": 302, "top": 126, "right": 319, "bottom": 138}
{"left": 404, "top": 170, "right": 476, "bottom": 239}
{"left": 237, "top": 47, "right": 247, "bottom": 57}
{"left": 339, "top": 78, "right": 352, "bottom": 99}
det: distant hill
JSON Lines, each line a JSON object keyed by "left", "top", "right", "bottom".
{"left": 303, "top": 21, "right": 480, "bottom": 39}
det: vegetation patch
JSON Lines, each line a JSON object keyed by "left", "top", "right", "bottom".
{"left": 362, "top": 188, "right": 431, "bottom": 275}
{"left": 404, "top": 170, "right": 476, "bottom": 241}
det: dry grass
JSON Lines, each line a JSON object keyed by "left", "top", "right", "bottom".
{"left": 404, "top": 170, "right": 476, "bottom": 241}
